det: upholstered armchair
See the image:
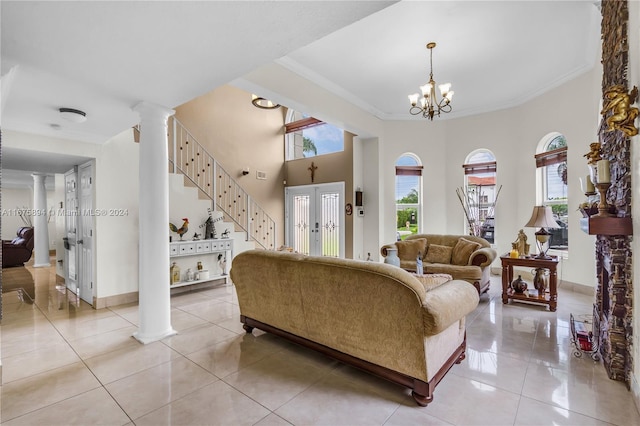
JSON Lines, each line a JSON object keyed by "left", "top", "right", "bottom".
{"left": 2, "top": 227, "right": 35, "bottom": 268}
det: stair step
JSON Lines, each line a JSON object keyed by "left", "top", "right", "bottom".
{"left": 169, "top": 172, "right": 256, "bottom": 256}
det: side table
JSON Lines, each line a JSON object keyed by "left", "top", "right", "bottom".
{"left": 501, "top": 254, "right": 558, "bottom": 311}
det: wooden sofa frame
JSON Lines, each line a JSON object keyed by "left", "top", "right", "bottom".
{"left": 241, "top": 315, "right": 466, "bottom": 406}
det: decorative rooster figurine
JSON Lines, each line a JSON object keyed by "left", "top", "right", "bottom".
{"left": 170, "top": 218, "right": 189, "bottom": 241}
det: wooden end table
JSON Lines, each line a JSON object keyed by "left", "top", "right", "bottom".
{"left": 501, "top": 254, "right": 558, "bottom": 311}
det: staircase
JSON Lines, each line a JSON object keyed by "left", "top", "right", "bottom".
{"left": 167, "top": 117, "right": 277, "bottom": 251}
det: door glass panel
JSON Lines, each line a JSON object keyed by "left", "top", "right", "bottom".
{"left": 293, "top": 195, "right": 310, "bottom": 255}
{"left": 321, "top": 192, "right": 339, "bottom": 257}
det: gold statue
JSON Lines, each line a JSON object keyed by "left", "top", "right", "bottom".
{"left": 583, "top": 142, "right": 602, "bottom": 165}
{"left": 511, "top": 229, "right": 530, "bottom": 256}
{"left": 601, "top": 85, "right": 639, "bottom": 137}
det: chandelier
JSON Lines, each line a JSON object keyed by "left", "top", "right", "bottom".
{"left": 408, "top": 42, "right": 454, "bottom": 120}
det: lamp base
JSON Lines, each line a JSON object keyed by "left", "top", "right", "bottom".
{"left": 534, "top": 252, "right": 553, "bottom": 260}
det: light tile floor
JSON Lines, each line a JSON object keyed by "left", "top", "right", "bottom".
{"left": 2, "top": 263, "right": 640, "bottom": 425}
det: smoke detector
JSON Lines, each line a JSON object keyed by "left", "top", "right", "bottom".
{"left": 59, "top": 107, "right": 87, "bottom": 123}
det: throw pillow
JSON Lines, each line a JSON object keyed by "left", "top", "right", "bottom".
{"left": 396, "top": 238, "right": 428, "bottom": 260}
{"left": 451, "top": 237, "right": 482, "bottom": 266}
{"left": 412, "top": 273, "right": 453, "bottom": 292}
{"left": 424, "top": 244, "right": 453, "bottom": 264}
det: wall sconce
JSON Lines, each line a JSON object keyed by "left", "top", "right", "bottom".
{"left": 242, "top": 167, "right": 250, "bottom": 176}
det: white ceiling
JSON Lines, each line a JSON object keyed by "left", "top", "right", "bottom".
{"left": 1, "top": 1, "right": 601, "bottom": 178}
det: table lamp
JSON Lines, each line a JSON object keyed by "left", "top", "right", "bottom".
{"left": 524, "top": 206, "right": 560, "bottom": 259}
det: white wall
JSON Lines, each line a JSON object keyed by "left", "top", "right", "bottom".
{"left": 352, "top": 137, "right": 365, "bottom": 260}
{"left": 94, "top": 129, "right": 140, "bottom": 299}
{"left": 3, "top": 129, "right": 141, "bottom": 301}
{"left": 244, "top": 56, "right": 601, "bottom": 288}
{"left": 440, "top": 65, "right": 602, "bottom": 287}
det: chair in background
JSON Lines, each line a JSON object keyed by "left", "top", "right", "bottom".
{"left": 2, "top": 227, "right": 35, "bottom": 268}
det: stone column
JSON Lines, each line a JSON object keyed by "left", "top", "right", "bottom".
{"left": 132, "top": 101, "right": 176, "bottom": 344}
{"left": 32, "top": 173, "right": 50, "bottom": 267}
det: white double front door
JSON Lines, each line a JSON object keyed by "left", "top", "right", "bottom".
{"left": 285, "top": 183, "right": 344, "bottom": 257}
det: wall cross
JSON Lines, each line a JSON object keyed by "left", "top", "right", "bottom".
{"left": 308, "top": 161, "right": 318, "bottom": 183}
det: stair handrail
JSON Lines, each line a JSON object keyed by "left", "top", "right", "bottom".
{"left": 167, "top": 117, "right": 276, "bottom": 250}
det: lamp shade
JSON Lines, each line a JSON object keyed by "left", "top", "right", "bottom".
{"left": 524, "top": 206, "right": 560, "bottom": 229}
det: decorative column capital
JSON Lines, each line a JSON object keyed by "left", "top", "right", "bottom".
{"left": 133, "top": 101, "right": 175, "bottom": 122}
{"left": 31, "top": 172, "right": 47, "bottom": 180}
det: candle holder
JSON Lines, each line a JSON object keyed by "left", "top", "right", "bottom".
{"left": 595, "top": 182, "right": 613, "bottom": 217}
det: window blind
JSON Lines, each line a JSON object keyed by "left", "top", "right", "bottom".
{"left": 462, "top": 161, "right": 496, "bottom": 175}
{"left": 535, "top": 146, "right": 567, "bottom": 168}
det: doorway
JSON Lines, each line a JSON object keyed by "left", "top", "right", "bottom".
{"left": 64, "top": 161, "right": 95, "bottom": 305}
{"left": 285, "top": 182, "right": 344, "bottom": 257}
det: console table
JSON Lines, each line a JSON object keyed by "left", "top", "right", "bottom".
{"left": 501, "top": 254, "right": 558, "bottom": 311}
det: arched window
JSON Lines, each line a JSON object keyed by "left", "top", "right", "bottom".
{"left": 462, "top": 150, "right": 497, "bottom": 243}
{"left": 535, "top": 133, "right": 568, "bottom": 251}
{"left": 284, "top": 109, "right": 344, "bottom": 160}
{"left": 395, "top": 154, "right": 422, "bottom": 241}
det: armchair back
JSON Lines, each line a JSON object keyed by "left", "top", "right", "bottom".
{"left": 2, "top": 227, "right": 35, "bottom": 268}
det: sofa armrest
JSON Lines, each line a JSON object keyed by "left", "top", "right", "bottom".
{"left": 380, "top": 243, "right": 397, "bottom": 258}
{"left": 469, "top": 247, "right": 497, "bottom": 267}
{"left": 421, "top": 280, "right": 479, "bottom": 335}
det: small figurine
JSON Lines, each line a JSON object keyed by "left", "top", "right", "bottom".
{"left": 218, "top": 253, "right": 227, "bottom": 275}
{"left": 583, "top": 142, "right": 602, "bottom": 165}
{"left": 201, "top": 208, "right": 223, "bottom": 239}
{"left": 192, "top": 232, "right": 201, "bottom": 240}
{"left": 602, "top": 85, "right": 639, "bottom": 136}
{"left": 169, "top": 218, "right": 189, "bottom": 241}
{"left": 221, "top": 229, "right": 230, "bottom": 239}
{"left": 511, "top": 229, "right": 530, "bottom": 257}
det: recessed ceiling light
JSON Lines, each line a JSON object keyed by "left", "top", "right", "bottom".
{"left": 59, "top": 107, "right": 87, "bottom": 123}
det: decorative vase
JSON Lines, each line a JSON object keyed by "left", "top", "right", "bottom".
{"left": 170, "top": 262, "right": 180, "bottom": 285}
{"left": 384, "top": 247, "right": 401, "bottom": 267}
{"left": 532, "top": 268, "right": 548, "bottom": 293}
{"left": 511, "top": 275, "right": 527, "bottom": 293}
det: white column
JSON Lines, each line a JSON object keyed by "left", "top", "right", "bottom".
{"left": 32, "top": 173, "right": 50, "bottom": 267}
{"left": 133, "top": 101, "right": 177, "bottom": 344}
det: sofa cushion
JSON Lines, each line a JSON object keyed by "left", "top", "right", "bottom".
{"left": 451, "top": 238, "right": 482, "bottom": 266}
{"left": 425, "top": 244, "right": 452, "bottom": 264}
{"left": 396, "top": 238, "right": 427, "bottom": 261}
{"left": 423, "top": 263, "right": 483, "bottom": 281}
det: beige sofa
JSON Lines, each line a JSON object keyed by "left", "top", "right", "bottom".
{"left": 381, "top": 234, "right": 496, "bottom": 294}
{"left": 230, "top": 250, "right": 479, "bottom": 406}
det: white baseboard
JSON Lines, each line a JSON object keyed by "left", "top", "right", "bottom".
{"left": 632, "top": 373, "right": 640, "bottom": 416}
